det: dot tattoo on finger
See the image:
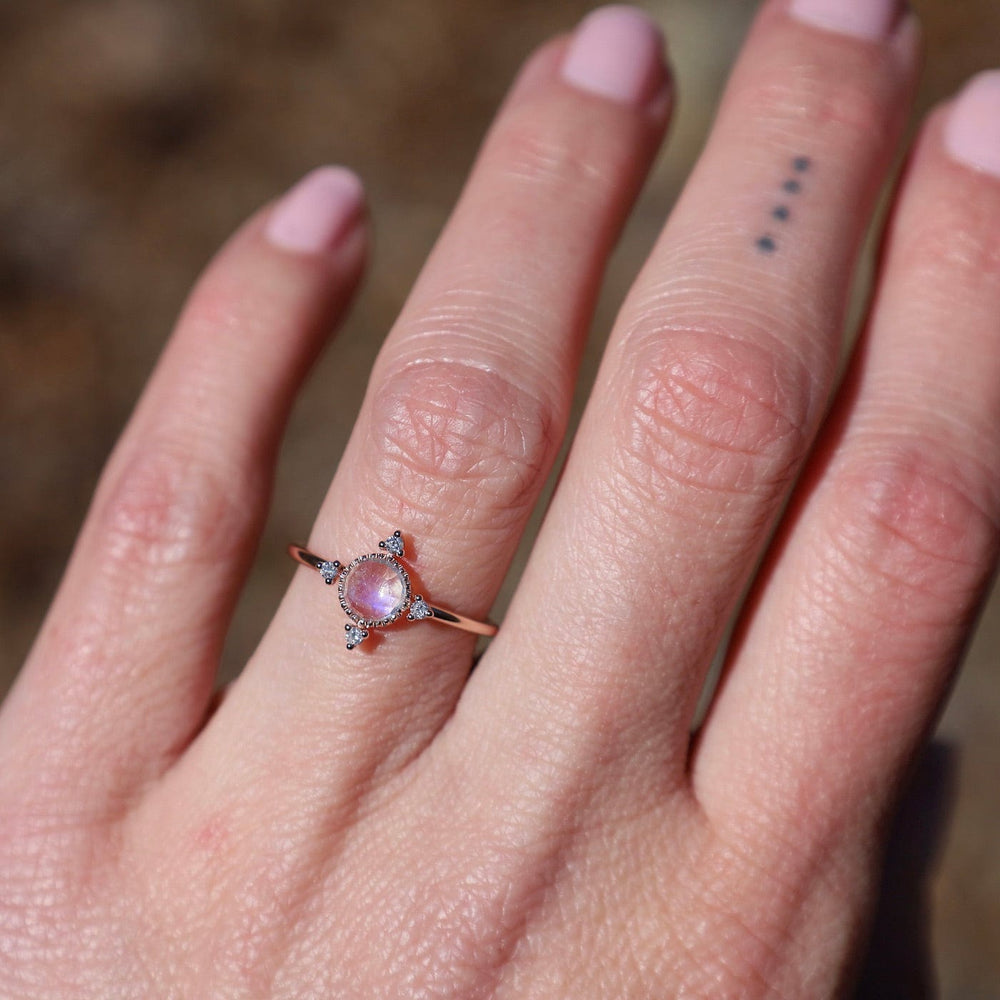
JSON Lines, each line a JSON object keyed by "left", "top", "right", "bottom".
{"left": 755, "top": 155, "right": 811, "bottom": 254}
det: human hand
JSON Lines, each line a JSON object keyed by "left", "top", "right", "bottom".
{"left": 3, "top": 1, "right": 999, "bottom": 996}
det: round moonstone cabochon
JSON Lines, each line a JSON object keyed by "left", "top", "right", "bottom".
{"left": 341, "top": 556, "right": 408, "bottom": 624}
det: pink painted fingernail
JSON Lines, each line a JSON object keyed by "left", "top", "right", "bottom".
{"left": 561, "top": 5, "right": 666, "bottom": 106}
{"left": 266, "top": 167, "right": 365, "bottom": 254}
{"left": 789, "top": 0, "right": 901, "bottom": 41}
{"left": 944, "top": 72, "right": 1000, "bottom": 179}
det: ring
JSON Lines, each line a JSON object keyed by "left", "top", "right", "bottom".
{"left": 288, "top": 531, "right": 499, "bottom": 649}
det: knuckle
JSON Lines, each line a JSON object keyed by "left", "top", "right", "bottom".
{"left": 811, "top": 79, "right": 887, "bottom": 139}
{"left": 365, "top": 360, "right": 557, "bottom": 526}
{"left": 399, "top": 288, "right": 550, "bottom": 357}
{"left": 613, "top": 328, "right": 813, "bottom": 510}
{"left": 828, "top": 442, "right": 999, "bottom": 611}
{"left": 491, "top": 116, "right": 608, "bottom": 194}
{"left": 95, "top": 442, "right": 258, "bottom": 573}
{"left": 744, "top": 66, "right": 887, "bottom": 145}
{"left": 897, "top": 194, "right": 1000, "bottom": 297}
{"left": 181, "top": 272, "right": 239, "bottom": 335}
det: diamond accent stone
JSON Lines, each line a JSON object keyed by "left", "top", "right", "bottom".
{"left": 380, "top": 532, "right": 404, "bottom": 557}
{"left": 319, "top": 560, "right": 340, "bottom": 584}
{"left": 345, "top": 624, "right": 368, "bottom": 649}
{"left": 407, "top": 596, "right": 432, "bottom": 621}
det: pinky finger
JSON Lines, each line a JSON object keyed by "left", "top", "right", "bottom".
{"left": 0, "top": 168, "right": 367, "bottom": 812}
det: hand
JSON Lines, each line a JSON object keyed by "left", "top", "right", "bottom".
{"left": 3, "top": 2, "right": 998, "bottom": 996}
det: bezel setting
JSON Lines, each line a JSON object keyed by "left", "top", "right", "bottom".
{"left": 337, "top": 551, "right": 413, "bottom": 629}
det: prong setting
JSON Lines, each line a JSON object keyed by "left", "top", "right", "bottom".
{"left": 407, "top": 596, "right": 432, "bottom": 621}
{"left": 379, "top": 530, "right": 405, "bottom": 557}
{"left": 345, "top": 623, "right": 369, "bottom": 650}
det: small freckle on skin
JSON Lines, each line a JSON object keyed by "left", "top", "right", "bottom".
{"left": 793, "top": 155, "right": 811, "bottom": 172}
{"left": 772, "top": 205, "right": 790, "bottom": 221}
{"left": 756, "top": 235, "right": 777, "bottom": 254}
{"left": 782, "top": 178, "right": 802, "bottom": 194}
{"left": 195, "top": 817, "right": 228, "bottom": 851}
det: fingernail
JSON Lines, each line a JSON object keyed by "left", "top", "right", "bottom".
{"left": 788, "top": 0, "right": 902, "bottom": 41}
{"left": 944, "top": 71, "right": 1000, "bottom": 179}
{"left": 266, "top": 167, "right": 365, "bottom": 254}
{"left": 561, "top": 5, "right": 666, "bottom": 105}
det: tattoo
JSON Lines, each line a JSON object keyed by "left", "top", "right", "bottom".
{"left": 755, "top": 155, "right": 811, "bottom": 254}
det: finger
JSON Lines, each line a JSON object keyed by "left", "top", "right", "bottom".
{"left": 454, "top": 1, "right": 921, "bottom": 797}
{"left": 692, "top": 78, "right": 1000, "bottom": 851}
{"left": 0, "top": 169, "right": 368, "bottom": 809}
{"left": 200, "top": 10, "right": 672, "bottom": 805}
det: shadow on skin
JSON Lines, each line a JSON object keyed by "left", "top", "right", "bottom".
{"left": 854, "top": 740, "right": 959, "bottom": 998}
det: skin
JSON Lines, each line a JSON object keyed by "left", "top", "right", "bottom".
{"left": 1, "top": 2, "right": 998, "bottom": 996}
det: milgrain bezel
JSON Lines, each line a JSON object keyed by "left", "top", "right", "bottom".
{"left": 337, "top": 551, "right": 413, "bottom": 629}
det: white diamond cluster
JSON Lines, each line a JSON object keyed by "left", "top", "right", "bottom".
{"left": 319, "top": 560, "right": 341, "bottom": 585}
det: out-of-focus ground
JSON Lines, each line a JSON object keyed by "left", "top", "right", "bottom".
{"left": 1, "top": 1, "right": 998, "bottom": 994}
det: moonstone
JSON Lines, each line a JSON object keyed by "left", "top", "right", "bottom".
{"left": 343, "top": 558, "right": 406, "bottom": 621}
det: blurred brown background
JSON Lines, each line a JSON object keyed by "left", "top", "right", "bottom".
{"left": 1, "top": 0, "right": 998, "bottom": 994}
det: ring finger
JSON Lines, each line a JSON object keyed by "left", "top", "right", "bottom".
{"left": 194, "top": 9, "right": 673, "bottom": 808}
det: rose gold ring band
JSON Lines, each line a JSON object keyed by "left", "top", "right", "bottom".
{"left": 288, "top": 533, "right": 498, "bottom": 650}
